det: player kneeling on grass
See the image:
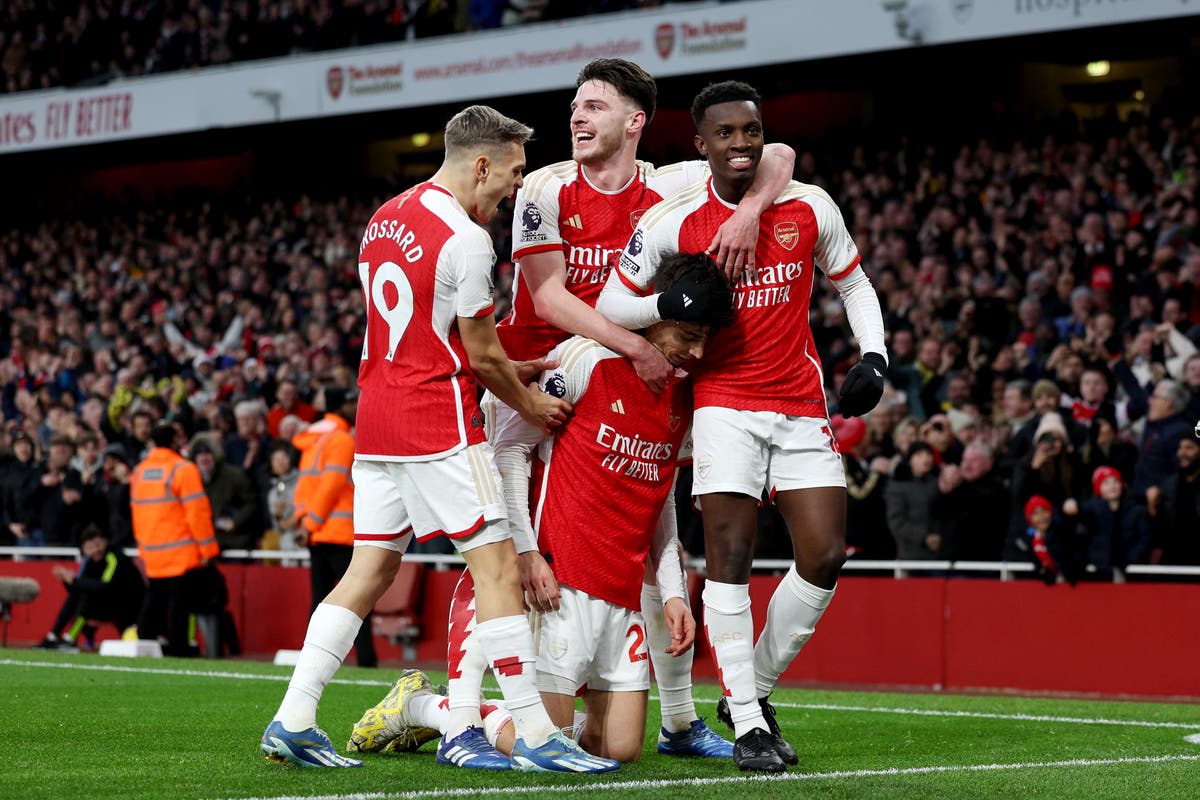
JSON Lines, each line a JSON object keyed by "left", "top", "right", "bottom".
{"left": 350, "top": 252, "right": 734, "bottom": 765}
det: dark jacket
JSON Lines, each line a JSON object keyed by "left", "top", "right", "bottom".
{"left": 1075, "top": 496, "right": 1152, "bottom": 579}
{"left": 74, "top": 547, "right": 146, "bottom": 618}
{"left": 1133, "top": 413, "right": 1193, "bottom": 495}
{"left": 932, "top": 471, "right": 1011, "bottom": 562}
{"left": 201, "top": 461, "right": 263, "bottom": 551}
{"left": 1155, "top": 468, "right": 1200, "bottom": 566}
{"left": 885, "top": 469, "right": 940, "bottom": 560}
{"left": 844, "top": 456, "right": 895, "bottom": 559}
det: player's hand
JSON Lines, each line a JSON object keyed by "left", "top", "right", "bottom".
{"left": 707, "top": 205, "right": 758, "bottom": 283}
{"left": 511, "top": 357, "right": 558, "bottom": 385}
{"left": 524, "top": 382, "right": 572, "bottom": 434}
{"left": 656, "top": 266, "right": 729, "bottom": 324}
{"left": 837, "top": 352, "right": 887, "bottom": 417}
{"left": 630, "top": 339, "right": 672, "bottom": 394}
{"left": 662, "top": 596, "right": 696, "bottom": 656}
{"left": 518, "top": 551, "right": 560, "bottom": 613}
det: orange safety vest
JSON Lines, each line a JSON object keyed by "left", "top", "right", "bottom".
{"left": 130, "top": 447, "right": 219, "bottom": 578}
{"left": 292, "top": 414, "right": 355, "bottom": 546}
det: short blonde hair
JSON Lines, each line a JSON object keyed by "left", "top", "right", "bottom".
{"left": 444, "top": 105, "right": 533, "bottom": 159}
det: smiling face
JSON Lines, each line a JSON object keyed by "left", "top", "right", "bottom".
{"left": 569, "top": 80, "right": 638, "bottom": 167}
{"left": 694, "top": 100, "right": 763, "bottom": 198}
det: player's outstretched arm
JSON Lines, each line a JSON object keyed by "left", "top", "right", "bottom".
{"left": 459, "top": 314, "right": 572, "bottom": 433}
{"left": 833, "top": 266, "right": 888, "bottom": 417}
{"left": 706, "top": 143, "right": 796, "bottom": 280}
{"left": 520, "top": 250, "right": 671, "bottom": 392}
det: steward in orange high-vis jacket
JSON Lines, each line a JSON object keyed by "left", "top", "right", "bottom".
{"left": 291, "top": 386, "right": 376, "bottom": 667}
{"left": 131, "top": 423, "right": 220, "bottom": 656}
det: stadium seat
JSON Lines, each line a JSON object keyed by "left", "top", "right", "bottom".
{"left": 372, "top": 562, "right": 425, "bottom": 659}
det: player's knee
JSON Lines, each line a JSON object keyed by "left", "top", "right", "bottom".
{"left": 611, "top": 739, "right": 642, "bottom": 763}
{"left": 801, "top": 544, "right": 845, "bottom": 588}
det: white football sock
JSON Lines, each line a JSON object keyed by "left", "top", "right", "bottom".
{"left": 701, "top": 580, "right": 765, "bottom": 739}
{"left": 642, "top": 582, "right": 697, "bottom": 733}
{"left": 445, "top": 570, "right": 486, "bottom": 739}
{"left": 753, "top": 566, "right": 834, "bottom": 698}
{"left": 404, "top": 693, "right": 449, "bottom": 733}
{"left": 474, "top": 614, "right": 556, "bottom": 747}
{"left": 273, "top": 603, "right": 361, "bottom": 732}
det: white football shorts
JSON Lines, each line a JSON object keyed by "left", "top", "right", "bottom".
{"left": 690, "top": 407, "right": 846, "bottom": 498}
{"left": 532, "top": 585, "right": 650, "bottom": 695}
{"left": 351, "top": 442, "right": 510, "bottom": 554}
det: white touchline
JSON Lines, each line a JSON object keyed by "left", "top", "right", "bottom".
{"left": 0, "top": 658, "right": 392, "bottom": 688}
{"left": 215, "top": 754, "right": 1200, "bottom": 800}
{"left": 5, "top": 659, "right": 1198, "bottom": 732}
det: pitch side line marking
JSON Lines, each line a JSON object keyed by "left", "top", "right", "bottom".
{"left": 0, "top": 658, "right": 391, "bottom": 688}
{"left": 5, "top": 659, "right": 1199, "bottom": 731}
{"left": 216, "top": 754, "right": 1200, "bottom": 800}
{"left": 763, "top": 699, "right": 1200, "bottom": 730}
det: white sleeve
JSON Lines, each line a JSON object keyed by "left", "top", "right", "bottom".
{"left": 449, "top": 231, "right": 497, "bottom": 319}
{"left": 595, "top": 219, "right": 674, "bottom": 329}
{"left": 832, "top": 266, "right": 888, "bottom": 364}
{"left": 489, "top": 340, "right": 595, "bottom": 553}
{"left": 596, "top": 273, "right": 663, "bottom": 330}
{"left": 808, "top": 194, "right": 862, "bottom": 281}
{"left": 642, "top": 159, "right": 710, "bottom": 198}
{"left": 648, "top": 475, "right": 686, "bottom": 603}
{"left": 511, "top": 167, "right": 564, "bottom": 260}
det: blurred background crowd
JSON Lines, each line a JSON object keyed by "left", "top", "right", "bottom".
{"left": 1, "top": 2, "right": 1198, "bottom": 586}
{"left": 0, "top": 0, "right": 707, "bottom": 95}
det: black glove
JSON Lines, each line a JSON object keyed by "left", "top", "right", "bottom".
{"left": 837, "top": 352, "right": 887, "bottom": 417}
{"left": 657, "top": 268, "right": 725, "bottom": 324}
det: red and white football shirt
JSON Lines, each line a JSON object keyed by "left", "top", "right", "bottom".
{"left": 355, "top": 182, "right": 495, "bottom": 461}
{"left": 612, "top": 179, "right": 861, "bottom": 418}
{"left": 498, "top": 159, "right": 709, "bottom": 360}
{"left": 499, "top": 336, "right": 691, "bottom": 611}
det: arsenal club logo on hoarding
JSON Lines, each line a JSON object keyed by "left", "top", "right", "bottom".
{"left": 327, "top": 66, "right": 345, "bottom": 100}
{"left": 655, "top": 23, "right": 675, "bottom": 59}
{"left": 774, "top": 221, "right": 799, "bottom": 250}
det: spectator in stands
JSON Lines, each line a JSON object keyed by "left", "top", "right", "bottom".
{"left": 70, "top": 431, "right": 104, "bottom": 487}
{"left": 1066, "top": 466, "right": 1152, "bottom": 582}
{"left": 1, "top": 430, "right": 40, "bottom": 547}
{"left": 930, "top": 442, "right": 1009, "bottom": 562}
{"left": 31, "top": 435, "right": 91, "bottom": 547}
{"left": 224, "top": 399, "right": 273, "bottom": 486}
{"left": 266, "top": 379, "right": 316, "bottom": 439}
{"left": 1147, "top": 435, "right": 1200, "bottom": 566}
{"left": 1078, "top": 405, "right": 1138, "bottom": 489}
{"left": 99, "top": 443, "right": 135, "bottom": 551}
{"left": 266, "top": 441, "right": 303, "bottom": 553}
{"left": 1018, "top": 496, "right": 1077, "bottom": 586}
{"left": 35, "top": 524, "right": 145, "bottom": 651}
{"left": 836, "top": 414, "right": 894, "bottom": 560}
{"left": 1132, "top": 380, "right": 1194, "bottom": 498}
{"left": 1180, "top": 353, "right": 1200, "bottom": 424}
{"left": 190, "top": 438, "right": 263, "bottom": 552}
{"left": 885, "top": 441, "right": 941, "bottom": 561}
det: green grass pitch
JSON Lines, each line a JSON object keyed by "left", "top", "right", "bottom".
{"left": 1, "top": 648, "right": 1197, "bottom": 800}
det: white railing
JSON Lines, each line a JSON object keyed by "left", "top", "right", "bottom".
{"left": 4, "top": 546, "right": 1197, "bottom": 580}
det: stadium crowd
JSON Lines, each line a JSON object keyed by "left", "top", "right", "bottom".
{"left": 1, "top": 98, "right": 1199, "bottom": 582}
{"left": 0, "top": 0, "right": 702, "bottom": 95}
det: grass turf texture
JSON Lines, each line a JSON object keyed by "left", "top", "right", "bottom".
{"left": 1, "top": 648, "right": 1197, "bottom": 800}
